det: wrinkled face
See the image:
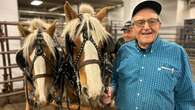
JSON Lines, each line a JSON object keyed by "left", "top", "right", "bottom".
{"left": 132, "top": 9, "right": 161, "bottom": 48}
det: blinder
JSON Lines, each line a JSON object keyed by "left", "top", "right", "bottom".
{"left": 16, "top": 49, "right": 28, "bottom": 69}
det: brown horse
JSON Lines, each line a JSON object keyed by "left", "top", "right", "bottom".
{"left": 16, "top": 19, "right": 63, "bottom": 110}
{"left": 62, "top": 2, "right": 114, "bottom": 109}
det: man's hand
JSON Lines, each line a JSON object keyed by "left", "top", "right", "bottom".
{"left": 100, "top": 87, "right": 113, "bottom": 105}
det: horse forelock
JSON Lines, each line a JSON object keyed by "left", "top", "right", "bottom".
{"left": 62, "top": 13, "right": 110, "bottom": 45}
{"left": 42, "top": 33, "right": 56, "bottom": 60}
{"left": 29, "top": 19, "right": 50, "bottom": 31}
{"left": 22, "top": 31, "right": 37, "bottom": 60}
{"left": 79, "top": 4, "right": 95, "bottom": 15}
{"left": 23, "top": 31, "right": 56, "bottom": 61}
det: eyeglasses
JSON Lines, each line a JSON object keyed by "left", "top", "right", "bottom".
{"left": 132, "top": 18, "right": 160, "bottom": 27}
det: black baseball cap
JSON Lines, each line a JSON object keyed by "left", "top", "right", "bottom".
{"left": 121, "top": 21, "right": 132, "bottom": 31}
{"left": 132, "top": 0, "right": 162, "bottom": 18}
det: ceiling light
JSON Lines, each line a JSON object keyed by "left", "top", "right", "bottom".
{"left": 31, "top": 0, "right": 43, "bottom": 6}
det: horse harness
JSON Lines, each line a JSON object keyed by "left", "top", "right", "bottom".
{"left": 16, "top": 29, "right": 65, "bottom": 109}
{"left": 64, "top": 20, "right": 113, "bottom": 109}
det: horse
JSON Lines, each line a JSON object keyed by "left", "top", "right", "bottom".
{"left": 62, "top": 2, "right": 115, "bottom": 109}
{"left": 16, "top": 19, "right": 65, "bottom": 110}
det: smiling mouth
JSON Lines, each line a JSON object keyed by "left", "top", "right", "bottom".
{"left": 142, "top": 32, "right": 153, "bottom": 35}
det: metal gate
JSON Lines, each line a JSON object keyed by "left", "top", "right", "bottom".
{"left": 0, "top": 21, "right": 24, "bottom": 105}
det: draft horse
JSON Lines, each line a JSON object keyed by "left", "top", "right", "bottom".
{"left": 16, "top": 19, "right": 65, "bottom": 110}
{"left": 62, "top": 2, "right": 114, "bottom": 109}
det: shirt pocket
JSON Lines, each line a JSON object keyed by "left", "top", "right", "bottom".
{"left": 158, "top": 65, "right": 181, "bottom": 79}
{"left": 154, "top": 64, "right": 181, "bottom": 92}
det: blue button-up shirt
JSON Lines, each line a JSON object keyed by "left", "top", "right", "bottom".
{"left": 112, "top": 37, "right": 195, "bottom": 110}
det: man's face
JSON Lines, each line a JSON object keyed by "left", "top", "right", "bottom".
{"left": 123, "top": 27, "right": 134, "bottom": 41}
{"left": 132, "top": 9, "right": 161, "bottom": 48}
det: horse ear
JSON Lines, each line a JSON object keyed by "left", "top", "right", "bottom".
{"left": 47, "top": 20, "right": 56, "bottom": 37}
{"left": 17, "top": 23, "right": 30, "bottom": 37}
{"left": 95, "top": 6, "right": 114, "bottom": 21}
{"left": 64, "top": 1, "right": 78, "bottom": 21}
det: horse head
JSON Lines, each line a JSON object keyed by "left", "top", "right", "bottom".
{"left": 17, "top": 19, "right": 57, "bottom": 106}
{"left": 62, "top": 2, "right": 114, "bottom": 106}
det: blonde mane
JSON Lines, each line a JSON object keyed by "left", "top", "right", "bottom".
{"left": 79, "top": 4, "right": 95, "bottom": 15}
{"left": 22, "top": 19, "right": 56, "bottom": 60}
{"left": 62, "top": 13, "right": 110, "bottom": 45}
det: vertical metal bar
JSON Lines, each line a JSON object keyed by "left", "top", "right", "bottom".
{"left": 0, "top": 24, "right": 9, "bottom": 93}
{"left": 114, "top": 24, "right": 117, "bottom": 41}
{"left": 4, "top": 24, "right": 13, "bottom": 92}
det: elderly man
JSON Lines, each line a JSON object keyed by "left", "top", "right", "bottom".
{"left": 101, "top": 1, "right": 195, "bottom": 110}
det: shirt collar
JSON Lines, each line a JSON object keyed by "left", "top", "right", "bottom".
{"left": 136, "top": 36, "right": 161, "bottom": 53}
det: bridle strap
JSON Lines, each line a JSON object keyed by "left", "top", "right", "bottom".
{"left": 79, "top": 59, "right": 101, "bottom": 69}
{"left": 33, "top": 74, "right": 53, "bottom": 80}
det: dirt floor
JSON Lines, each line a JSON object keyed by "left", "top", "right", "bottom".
{"left": 0, "top": 103, "right": 115, "bottom": 110}
{"left": 0, "top": 102, "right": 24, "bottom": 110}
{"left": 0, "top": 96, "right": 115, "bottom": 110}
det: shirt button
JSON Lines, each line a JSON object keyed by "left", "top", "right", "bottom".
{"left": 139, "top": 79, "right": 143, "bottom": 82}
{"left": 141, "top": 66, "right": 144, "bottom": 69}
{"left": 137, "top": 93, "right": 140, "bottom": 96}
{"left": 158, "top": 67, "right": 161, "bottom": 71}
{"left": 143, "top": 54, "right": 146, "bottom": 57}
{"left": 136, "top": 106, "right": 139, "bottom": 110}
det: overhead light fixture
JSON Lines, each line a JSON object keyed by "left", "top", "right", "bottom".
{"left": 31, "top": 0, "right": 43, "bottom": 6}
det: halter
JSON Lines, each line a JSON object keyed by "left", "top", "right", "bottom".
{"left": 64, "top": 15, "right": 114, "bottom": 110}
{"left": 30, "top": 29, "right": 54, "bottom": 80}
{"left": 17, "top": 29, "right": 65, "bottom": 109}
{"left": 73, "top": 23, "right": 103, "bottom": 70}
{"left": 64, "top": 22, "right": 107, "bottom": 110}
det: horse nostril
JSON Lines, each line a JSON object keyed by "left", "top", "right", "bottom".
{"left": 47, "top": 94, "right": 53, "bottom": 103}
{"left": 82, "top": 87, "right": 88, "bottom": 96}
{"left": 39, "top": 101, "right": 47, "bottom": 106}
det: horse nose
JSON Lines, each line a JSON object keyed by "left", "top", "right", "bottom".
{"left": 82, "top": 86, "right": 88, "bottom": 96}
{"left": 37, "top": 95, "right": 48, "bottom": 106}
{"left": 39, "top": 101, "right": 47, "bottom": 106}
{"left": 37, "top": 100, "right": 48, "bottom": 106}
